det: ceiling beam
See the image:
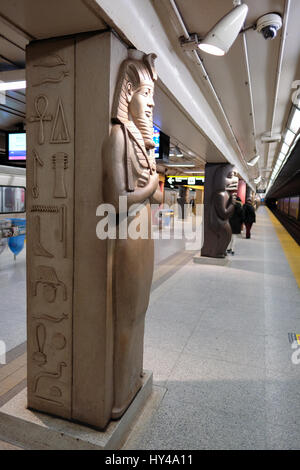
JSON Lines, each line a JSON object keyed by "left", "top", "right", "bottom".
{"left": 0, "top": 69, "right": 25, "bottom": 82}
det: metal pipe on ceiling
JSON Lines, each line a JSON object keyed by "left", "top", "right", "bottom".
{"left": 168, "top": 0, "right": 249, "bottom": 174}
{"left": 0, "top": 13, "right": 34, "bottom": 42}
{"left": 241, "top": 32, "right": 257, "bottom": 155}
{"left": 267, "top": 0, "right": 290, "bottom": 170}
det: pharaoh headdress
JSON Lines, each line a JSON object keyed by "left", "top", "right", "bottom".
{"left": 112, "top": 50, "right": 157, "bottom": 190}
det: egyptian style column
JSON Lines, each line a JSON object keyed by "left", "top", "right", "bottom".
{"left": 201, "top": 163, "right": 238, "bottom": 258}
{"left": 26, "top": 32, "right": 130, "bottom": 429}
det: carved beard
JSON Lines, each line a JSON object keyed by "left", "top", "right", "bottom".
{"left": 134, "top": 116, "right": 155, "bottom": 150}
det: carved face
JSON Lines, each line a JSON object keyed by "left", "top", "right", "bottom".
{"left": 128, "top": 83, "right": 155, "bottom": 149}
{"left": 225, "top": 169, "right": 239, "bottom": 192}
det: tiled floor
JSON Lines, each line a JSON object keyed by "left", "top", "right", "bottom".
{"left": 1, "top": 206, "right": 300, "bottom": 449}
{"left": 138, "top": 206, "right": 300, "bottom": 450}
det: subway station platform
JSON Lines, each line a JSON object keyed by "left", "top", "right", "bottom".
{"left": 0, "top": 206, "right": 300, "bottom": 450}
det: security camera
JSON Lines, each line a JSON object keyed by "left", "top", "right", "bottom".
{"left": 256, "top": 13, "right": 282, "bottom": 40}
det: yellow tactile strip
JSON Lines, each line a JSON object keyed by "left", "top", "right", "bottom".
{"left": 267, "top": 208, "right": 300, "bottom": 288}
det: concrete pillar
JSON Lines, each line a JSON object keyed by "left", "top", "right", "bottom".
{"left": 26, "top": 31, "right": 127, "bottom": 429}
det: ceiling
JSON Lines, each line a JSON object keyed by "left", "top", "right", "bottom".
{"left": 0, "top": 0, "right": 299, "bottom": 190}
{"left": 152, "top": 0, "right": 300, "bottom": 189}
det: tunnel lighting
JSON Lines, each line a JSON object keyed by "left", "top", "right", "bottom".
{"left": 0, "top": 81, "right": 26, "bottom": 91}
{"left": 198, "top": 4, "right": 248, "bottom": 56}
{"left": 247, "top": 154, "right": 261, "bottom": 166}
{"left": 280, "top": 142, "right": 289, "bottom": 155}
{"left": 166, "top": 164, "right": 195, "bottom": 168}
{"left": 284, "top": 129, "right": 295, "bottom": 146}
{"left": 289, "top": 107, "right": 300, "bottom": 134}
{"left": 277, "top": 153, "right": 285, "bottom": 163}
{"left": 169, "top": 146, "right": 183, "bottom": 157}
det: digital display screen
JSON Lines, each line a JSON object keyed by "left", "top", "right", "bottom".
{"left": 153, "top": 125, "right": 160, "bottom": 157}
{"left": 8, "top": 133, "right": 26, "bottom": 160}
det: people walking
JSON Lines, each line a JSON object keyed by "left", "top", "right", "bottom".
{"left": 243, "top": 198, "right": 256, "bottom": 239}
{"left": 227, "top": 196, "right": 243, "bottom": 254}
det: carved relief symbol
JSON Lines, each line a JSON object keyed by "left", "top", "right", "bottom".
{"left": 33, "top": 313, "right": 68, "bottom": 323}
{"left": 60, "top": 205, "right": 67, "bottom": 258}
{"left": 33, "top": 362, "right": 66, "bottom": 407}
{"left": 51, "top": 333, "right": 66, "bottom": 350}
{"left": 52, "top": 153, "right": 68, "bottom": 198}
{"left": 30, "top": 205, "right": 67, "bottom": 258}
{"left": 33, "top": 54, "right": 66, "bottom": 68}
{"left": 50, "top": 98, "right": 70, "bottom": 144}
{"left": 33, "top": 215, "right": 53, "bottom": 258}
{"left": 32, "top": 149, "right": 44, "bottom": 199}
{"left": 28, "top": 95, "right": 52, "bottom": 145}
{"left": 33, "top": 72, "right": 69, "bottom": 87}
{"left": 32, "top": 323, "right": 47, "bottom": 366}
{"left": 33, "top": 266, "right": 67, "bottom": 303}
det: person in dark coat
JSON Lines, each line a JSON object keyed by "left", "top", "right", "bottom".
{"left": 227, "top": 196, "right": 243, "bottom": 254}
{"left": 243, "top": 198, "right": 256, "bottom": 239}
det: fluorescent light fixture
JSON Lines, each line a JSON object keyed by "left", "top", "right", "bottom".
{"left": 198, "top": 4, "right": 248, "bottom": 56}
{"left": 254, "top": 175, "right": 262, "bottom": 184}
{"left": 280, "top": 142, "right": 289, "bottom": 155}
{"left": 0, "top": 81, "right": 26, "bottom": 91}
{"left": 289, "top": 107, "right": 300, "bottom": 134}
{"left": 284, "top": 129, "right": 295, "bottom": 146}
{"left": 169, "top": 146, "right": 184, "bottom": 157}
{"left": 166, "top": 164, "right": 195, "bottom": 168}
{"left": 247, "top": 154, "right": 261, "bottom": 166}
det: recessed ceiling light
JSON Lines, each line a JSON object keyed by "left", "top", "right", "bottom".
{"left": 0, "top": 81, "right": 26, "bottom": 91}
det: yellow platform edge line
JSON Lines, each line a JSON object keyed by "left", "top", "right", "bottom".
{"left": 267, "top": 208, "right": 300, "bottom": 288}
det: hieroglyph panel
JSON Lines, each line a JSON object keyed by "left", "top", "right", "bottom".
{"left": 26, "top": 38, "right": 74, "bottom": 419}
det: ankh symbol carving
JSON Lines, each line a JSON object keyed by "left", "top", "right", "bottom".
{"left": 29, "top": 95, "right": 52, "bottom": 145}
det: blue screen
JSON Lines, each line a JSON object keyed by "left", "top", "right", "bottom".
{"left": 153, "top": 125, "right": 160, "bottom": 156}
{"left": 8, "top": 133, "right": 26, "bottom": 160}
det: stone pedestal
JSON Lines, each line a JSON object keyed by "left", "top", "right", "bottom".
{"left": 193, "top": 254, "right": 229, "bottom": 266}
{"left": 0, "top": 372, "right": 152, "bottom": 450}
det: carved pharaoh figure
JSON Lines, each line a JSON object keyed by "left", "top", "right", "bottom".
{"left": 201, "top": 164, "right": 238, "bottom": 258}
{"left": 102, "top": 49, "right": 162, "bottom": 419}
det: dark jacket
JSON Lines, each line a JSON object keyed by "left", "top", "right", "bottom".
{"left": 243, "top": 202, "right": 256, "bottom": 224}
{"left": 229, "top": 201, "right": 244, "bottom": 234}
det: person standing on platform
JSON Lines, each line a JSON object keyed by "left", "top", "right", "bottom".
{"left": 243, "top": 198, "right": 256, "bottom": 239}
{"left": 227, "top": 196, "right": 243, "bottom": 255}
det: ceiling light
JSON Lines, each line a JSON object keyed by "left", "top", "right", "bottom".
{"left": 0, "top": 81, "right": 26, "bottom": 91}
{"left": 166, "top": 164, "right": 195, "bottom": 168}
{"left": 198, "top": 4, "right": 248, "bottom": 56}
{"left": 254, "top": 175, "right": 261, "bottom": 184}
{"left": 261, "top": 132, "right": 281, "bottom": 143}
{"left": 280, "top": 142, "right": 289, "bottom": 155}
{"left": 284, "top": 129, "right": 295, "bottom": 146}
{"left": 289, "top": 107, "right": 300, "bottom": 134}
{"left": 170, "top": 146, "right": 183, "bottom": 157}
{"left": 247, "top": 154, "right": 261, "bottom": 166}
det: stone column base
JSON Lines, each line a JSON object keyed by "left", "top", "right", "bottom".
{"left": 193, "top": 254, "right": 229, "bottom": 266}
{"left": 0, "top": 371, "right": 152, "bottom": 450}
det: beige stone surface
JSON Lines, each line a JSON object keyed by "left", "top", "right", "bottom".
{"left": 193, "top": 254, "right": 229, "bottom": 266}
{"left": 0, "top": 372, "right": 153, "bottom": 450}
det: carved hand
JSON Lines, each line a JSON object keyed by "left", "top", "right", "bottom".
{"left": 137, "top": 169, "right": 150, "bottom": 188}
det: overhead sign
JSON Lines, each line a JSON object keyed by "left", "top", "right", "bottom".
{"left": 165, "top": 175, "right": 205, "bottom": 189}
